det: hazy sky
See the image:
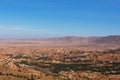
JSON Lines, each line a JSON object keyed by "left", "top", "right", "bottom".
{"left": 0, "top": 0, "right": 120, "bottom": 38}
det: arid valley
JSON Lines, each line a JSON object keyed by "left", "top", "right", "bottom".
{"left": 0, "top": 35, "right": 120, "bottom": 80}
{"left": 1, "top": 0, "right": 120, "bottom": 80}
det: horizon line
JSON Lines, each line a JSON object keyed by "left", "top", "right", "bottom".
{"left": 0, "top": 35, "right": 119, "bottom": 39}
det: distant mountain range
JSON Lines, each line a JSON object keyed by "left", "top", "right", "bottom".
{"left": 93, "top": 35, "right": 120, "bottom": 45}
{"left": 0, "top": 35, "right": 120, "bottom": 48}
{"left": 44, "top": 35, "right": 120, "bottom": 45}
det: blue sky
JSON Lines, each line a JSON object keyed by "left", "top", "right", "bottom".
{"left": 0, "top": 0, "right": 120, "bottom": 38}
